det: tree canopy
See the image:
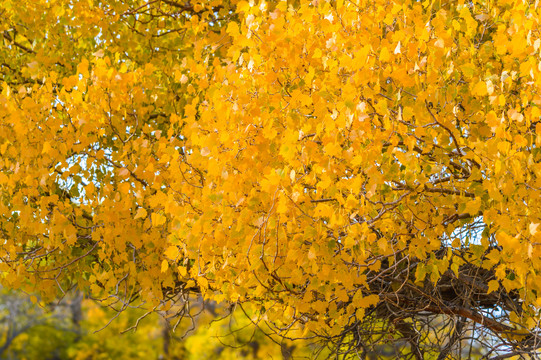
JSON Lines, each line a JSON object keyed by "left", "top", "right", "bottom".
{"left": 1, "top": 0, "right": 541, "bottom": 358}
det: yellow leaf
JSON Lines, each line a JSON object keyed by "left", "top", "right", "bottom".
{"left": 161, "top": 260, "right": 169, "bottom": 273}
{"left": 434, "top": 38, "right": 444, "bottom": 48}
{"left": 486, "top": 80, "right": 494, "bottom": 95}
{"left": 42, "top": 141, "right": 51, "bottom": 154}
{"left": 151, "top": 213, "right": 166, "bottom": 226}
{"left": 92, "top": 49, "right": 104, "bottom": 58}
{"left": 460, "top": 63, "right": 476, "bottom": 78}
{"left": 487, "top": 280, "right": 499, "bottom": 294}
{"left": 118, "top": 168, "right": 130, "bottom": 177}
{"left": 394, "top": 41, "right": 401, "bottom": 54}
{"left": 77, "top": 58, "right": 89, "bottom": 78}
{"left": 323, "top": 142, "right": 341, "bottom": 157}
{"left": 356, "top": 294, "right": 379, "bottom": 308}
{"left": 466, "top": 198, "right": 481, "bottom": 215}
{"left": 164, "top": 246, "right": 178, "bottom": 260}
{"left": 200, "top": 147, "right": 211, "bottom": 156}
{"left": 227, "top": 22, "right": 240, "bottom": 37}
{"left": 276, "top": 194, "right": 289, "bottom": 214}
{"left": 530, "top": 223, "right": 540, "bottom": 236}
{"left": 177, "top": 266, "right": 187, "bottom": 277}
{"left": 134, "top": 207, "right": 147, "bottom": 220}
{"left": 380, "top": 47, "right": 390, "bottom": 62}
{"left": 486, "top": 111, "right": 499, "bottom": 128}
{"left": 472, "top": 81, "right": 487, "bottom": 96}
{"left": 345, "top": 194, "right": 357, "bottom": 209}
{"left": 197, "top": 276, "right": 209, "bottom": 289}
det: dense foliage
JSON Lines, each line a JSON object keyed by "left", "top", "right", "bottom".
{"left": 1, "top": 0, "right": 541, "bottom": 358}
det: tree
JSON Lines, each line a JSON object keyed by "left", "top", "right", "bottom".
{"left": 1, "top": 0, "right": 541, "bottom": 358}
{"left": 0, "top": 288, "right": 81, "bottom": 359}
{"left": 0, "top": 287, "right": 315, "bottom": 360}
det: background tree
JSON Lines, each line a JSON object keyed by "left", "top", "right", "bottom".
{"left": 0, "top": 288, "right": 314, "bottom": 360}
{"left": 0, "top": 289, "right": 81, "bottom": 360}
{"left": 1, "top": 0, "right": 541, "bottom": 358}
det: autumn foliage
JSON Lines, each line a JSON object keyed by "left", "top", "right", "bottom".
{"left": 1, "top": 0, "right": 541, "bottom": 358}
